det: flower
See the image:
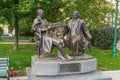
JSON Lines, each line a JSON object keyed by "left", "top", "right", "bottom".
{"left": 9, "top": 70, "right": 16, "bottom": 77}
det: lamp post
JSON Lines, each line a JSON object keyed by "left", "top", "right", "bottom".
{"left": 112, "top": 0, "right": 119, "bottom": 57}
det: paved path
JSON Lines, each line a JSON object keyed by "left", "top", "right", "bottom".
{"left": 117, "top": 40, "right": 120, "bottom": 51}
{"left": 102, "top": 70, "right": 120, "bottom": 80}
{"left": 0, "top": 76, "right": 28, "bottom": 80}
{"left": 0, "top": 70, "right": 120, "bottom": 80}
{"left": 0, "top": 42, "right": 35, "bottom": 44}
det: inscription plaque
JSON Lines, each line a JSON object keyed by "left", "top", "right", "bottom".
{"left": 59, "top": 63, "right": 80, "bottom": 73}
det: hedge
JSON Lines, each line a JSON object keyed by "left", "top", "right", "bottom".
{"left": 90, "top": 27, "right": 120, "bottom": 49}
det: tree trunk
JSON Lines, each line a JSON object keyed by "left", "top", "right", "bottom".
{"left": 13, "top": 0, "right": 19, "bottom": 50}
{"left": 14, "top": 14, "right": 19, "bottom": 50}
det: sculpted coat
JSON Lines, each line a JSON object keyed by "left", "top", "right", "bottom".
{"left": 64, "top": 11, "right": 92, "bottom": 55}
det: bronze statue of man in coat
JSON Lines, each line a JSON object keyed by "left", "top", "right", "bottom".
{"left": 64, "top": 11, "right": 92, "bottom": 56}
{"left": 32, "top": 9, "right": 71, "bottom": 60}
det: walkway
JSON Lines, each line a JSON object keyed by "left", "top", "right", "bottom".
{"left": 0, "top": 42, "right": 35, "bottom": 44}
{"left": 0, "top": 70, "right": 120, "bottom": 80}
{"left": 102, "top": 70, "right": 120, "bottom": 80}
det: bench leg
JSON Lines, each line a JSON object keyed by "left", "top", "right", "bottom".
{"left": 7, "top": 70, "right": 10, "bottom": 80}
{"left": 7, "top": 75, "right": 10, "bottom": 80}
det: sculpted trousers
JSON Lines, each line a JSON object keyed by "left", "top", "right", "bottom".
{"left": 64, "top": 35, "right": 78, "bottom": 56}
{"left": 51, "top": 37, "right": 67, "bottom": 57}
{"left": 36, "top": 36, "right": 67, "bottom": 58}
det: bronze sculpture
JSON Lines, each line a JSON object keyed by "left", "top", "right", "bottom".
{"left": 64, "top": 11, "right": 92, "bottom": 57}
{"left": 30, "top": 10, "right": 112, "bottom": 80}
{"left": 32, "top": 9, "right": 92, "bottom": 59}
{"left": 32, "top": 9, "right": 71, "bottom": 60}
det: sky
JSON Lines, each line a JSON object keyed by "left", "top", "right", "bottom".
{"left": 108, "top": 0, "right": 120, "bottom": 11}
{"left": 110, "top": 0, "right": 115, "bottom": 4}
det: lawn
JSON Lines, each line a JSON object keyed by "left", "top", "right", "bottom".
{"left": 0, "top": 44, "right": 120, "bottom": 71}
{"left": 0, "top": 44, "right": 35, "bottom": 70}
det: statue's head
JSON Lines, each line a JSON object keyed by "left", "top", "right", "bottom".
{"left": 72, "top": 11, "right": 79, "bottom": 19}
{"left": 37, "top": 9, "right": 44, "bottom": 19}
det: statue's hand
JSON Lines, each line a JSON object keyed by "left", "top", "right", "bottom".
{"left": 48, "top": 23, "right": 53, "bottom": 29}
{"left": 71, "top": 36, "right": 77, "bottom": 42}
{"left": 38, "top": 37, "right": 41, "bottom": 41}
{"left": 56, "top": 32, "right": 62, "bottom": 36}
{"left": 48, "top": 26, "right": 51, "bottom": 29}
{"left": 86, "top": 31, "right": 92, "bottom": 40}
{"left": 88, "top": 35, "right": 92, "bottom": 40}
{"left": 53, "top": 22, "right": 62, "bottom": 27}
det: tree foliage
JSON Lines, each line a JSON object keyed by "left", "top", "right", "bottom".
{"left": 0, "top": 0, "right": 114, "bottom": 50}
{"left": 18, "top": 0, "right": 64, "bottom": 33}
{"left": 62, "top": 0, "right": 113, "bottom": 29}
{"left": 0, "top": 0, "right": 114, "bottom": 33}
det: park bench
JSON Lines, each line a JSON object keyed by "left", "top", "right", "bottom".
{"left": 0, "top": 57, "right": 9, "bottom": 80}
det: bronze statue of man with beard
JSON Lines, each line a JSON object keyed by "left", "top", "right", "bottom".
{"left": 64, "top": 11, "right": 92, "bottom": 57}
{"left": 32, "top": 9, "right": 71, "bottom": 60}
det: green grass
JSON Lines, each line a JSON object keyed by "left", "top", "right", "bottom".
{"left": 92, "top": 48, "right": 120, "bottom": 71}
{"left": 0, "top": 44, "right": 120, "bottom": 71}
{"left": 0, "top": 44, "right": 35, "bottom": 70}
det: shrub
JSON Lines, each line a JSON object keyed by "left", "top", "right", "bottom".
{"left": 90, "top": 27, "right": 120, "bottom": 49}
{"left": 29, "top": 37, "right": 36, "bottom": 42}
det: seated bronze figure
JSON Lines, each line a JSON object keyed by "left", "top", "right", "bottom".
{"left": 32, "top": 9, "right": 92, "bottom": 59}
{"left": 64, "top": 11, "right": 92, "bottom": 57}
{"left": 32, "top": 9, "right": 72, "bottom": 60}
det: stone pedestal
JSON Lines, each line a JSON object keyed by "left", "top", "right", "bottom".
{"left": 26, "top": 55, "right": 112, "bottom": 80}
{"left": 32, "top": 55, "right": 97, "bottom": 76}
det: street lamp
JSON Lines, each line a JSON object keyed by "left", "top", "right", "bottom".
{"left": 112, "top": 0, "right": 119, "bottom": 57}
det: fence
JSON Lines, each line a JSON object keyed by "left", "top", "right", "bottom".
{"left": 0, "top": 36, "right": 35, "bottom": 42}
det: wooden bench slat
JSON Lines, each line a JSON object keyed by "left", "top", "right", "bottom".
{"left": 0, "top": 58, "right": 8, "bottom": 61}
{"left": 0, "top": 60, "right": 8, "bottom": 62}
{"left": 0, "top": 74, "right": 7, "bottom": 76}
{"left": 0, "top": 67, "right": 8, "bottom": 69}
{"left": 0, "top": 61, "right": 8, "bottom": 64}
{"left": 0, "top": 64, "right": 8, "bottom": 67}
{"left": 0, "top": 70, "right": 7, "bottom": 73}
{"left": 0, "top": 74, "right": 7, "bottom": 77}
{"left": 0, "top": 70, "right": 8, "bottom": 72}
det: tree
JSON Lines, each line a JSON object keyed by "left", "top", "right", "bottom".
{"left": 0, "top": 0, "right": 19, "bottom": 50}
{"left": 62, "top": 0, "right": 113, "bottom": 29}
{"left": 0, "top": 0, "right": 114, "bottom": 50}
{"left": 13, "top": 0, "right": 19, "bottom": 50}
{"left": 19, "top": 0, "right": 64, "bottom": 34}
{"left": 0, "top": 27, "right": 3, "bottom": 37}
{"left": 0, "top": 0, "right": 64, "bottom": 50}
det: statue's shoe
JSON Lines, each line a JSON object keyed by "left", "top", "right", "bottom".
{"left": 57, "top": 54, "right": 66, "bottom": 60}
{"left": 65, "top": 55, "right": 74, "bottom": 60}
